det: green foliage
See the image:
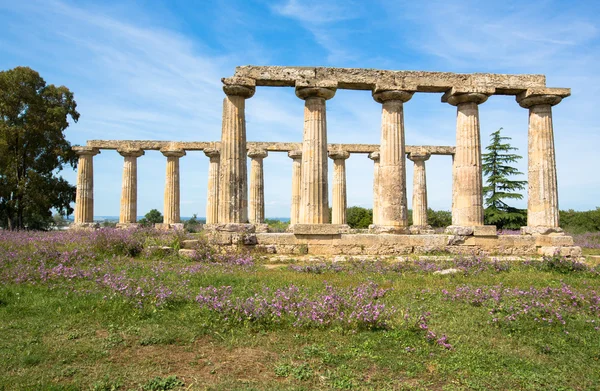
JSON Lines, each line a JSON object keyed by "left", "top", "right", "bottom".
{"left": 183, "top": 213, "right": 203, "bottom": 233}
{"left": 0, "top": 66, "right": 79, "bottom": 230}
{"left": 265, "top": 218, "right": 289, "bottom": 232}
{"left": 141, "top": 376, "right": 184, "bottom": 391}
{"left": 426, "top": 209, "right": 452, "bottom": 228}
{"left": 138, "top": 209, "right": 163, "bottom": 226}
{"left": 482, "top": 128, "right": 527, "bottom": 229}
{"left": 346, "top": 206, "right": 372, "bottom": 229}
{"left": 560, "top": 208, "right": 600, "bottom": 233}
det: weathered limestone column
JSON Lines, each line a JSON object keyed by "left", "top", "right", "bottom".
{"left": 443, "top": 88, "right": 496, "bottom": 236}
{"left": 408, "top": 152, "right": 433, "bottom": 234}
{"left": 295, "top": 81, "right": 338, "bottom": 234}
{"left": 370, "top": 86, "right": 414, "bottom": 234}
{"left": 368, "top": 152, "right": 380, "bottom": 225}
{"left": 117, "top": 148, "right": 144, "bottom": 227}
{"left": 248, "top": 148, "right": 269, "bottom": 232}
{"left": 218, "top": 77, "right": 255, "bottom": 229}
{"left": 329, "top": 150, "right": 350, "bottom": 228}
{"left": 288, "top": 150, "right": 302, "bottom": 226}
{"left": 72, "top": 146, "right": 100, "bottom": 228}
{"left": 517, "top": 88, "right": 570, "bottom": 235}
{"left": 204, "top": 148, "right": 220, "bottom": 225}
{"left": 160, "top": 148, "right": 185, "bottom": 229}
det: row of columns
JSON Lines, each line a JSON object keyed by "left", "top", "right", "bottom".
{"left": 72, "top": 143, "right": 433, "bottom": 230}
{"left": 73, "top": 82, "right": 566, "bottom": 235}
{"left": 212, "top": 79, "right": 565, "bottom": 234}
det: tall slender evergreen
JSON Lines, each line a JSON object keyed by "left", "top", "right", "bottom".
{"left": 482, "top": 128, "right": 527, "bottom": 229}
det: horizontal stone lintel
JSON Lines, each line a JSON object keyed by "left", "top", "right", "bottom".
{"left": 84, "top": 141, "right": 456, "bottom": 155}
{"left": 233, "top": 66, "right": 551, "bottom": 95}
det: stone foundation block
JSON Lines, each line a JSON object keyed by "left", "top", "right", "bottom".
{"left": 444, "top": 226, "right": 474, "bottom": 236}
{"left": 473, "top": 225, "right": 498, "bottom": 237}
{"left": 534, "top": 235, "right": 574, "bottom": 246}
{"left": 463, "top": 236, "right": 501, "bottom": 247}
{"left": 537, "top": 246, "right": 581, "bottom": 257}
{"left": 256, "top": 233, "right": 297, "bottom": 245}
{"left": 368, "top": 224, "right": 410, "bottom": 234}
{"left": 211, "top": 223, "right": 256, "bottom": 233}
{"left": 293, "top": 224, "right": 346, "bottom": 235}
{"left": 409, "top": 225, "right": 435, "bottom": 235}
{"left": 253, "top": 223, "right": 270, "bottom": 233}
{"left": 231, "top": 233, "right": 257, "bottom": 245}
{"left": 521, "top": 226, "right": 564, "bottom": 235}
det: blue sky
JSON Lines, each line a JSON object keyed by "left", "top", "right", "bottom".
{"left": 1, "top": 0, "right": 599, "bottom": 218}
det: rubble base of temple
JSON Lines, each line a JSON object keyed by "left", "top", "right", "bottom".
{"left": 198, "top": 232, "right": 581, "bottom": 258}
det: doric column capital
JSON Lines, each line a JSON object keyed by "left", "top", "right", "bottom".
{"left": 372, "top": 84, "right": 414, "bottom": 103}
{"left": 73, "top": 146, "right": 100, "bottom": 156}
{"left": 295, "top": 80, "right": 337, "bottom": 100}
{"left": 203, "top": 148, "right": 220, "bottom": 159}
{"left": 248, "top": 148, "right": 268, "bottom": 159}
{"left": 328, "top": 150, "right": 350, "bottom": 160}
{"left": 408, "top": 152, "right": 431, "bottom": 162}
{"left": 117, "top": 148, "right": 144, "bottom": 158}
{"left": 160, "top": 149, "right": 186, "bottom": 158}
{"left": 288, "top": 149, "right": 302, "bottom": 159}
{"left": 442, "top": 87, "right": 494, "bottom": 106}
{"left": 516, "top": 88, "right": 570, "bottom": 108}
{"left": 368, "top": 151, "right": 380, "bottom": 161}
{"left": 222, "top": 76, "right": 256, "bottom": 98}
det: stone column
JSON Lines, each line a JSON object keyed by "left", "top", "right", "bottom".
{"left": 160, "top": 149, "right": 185, "bottom": 229}
{"left": 329, "top": 150, "right": 350, "bottom": 228}
{"left": 117, "top": 149, "right": 144, "bottom": 228}
{"left": 204, "top": 148, "right": 220, "bottom": 226}
{"left": 248, "top": 148, "right": 269, "bottom": 232}
{"left": 443, "top": 88, "right": 495, "bottom": 236}
{"left": 368, "top": 152, "right": 380, "bottom": 225}
{"left": 295, "top": 81, "right": 337, "bottom": 232}
{"left": 370, "top": 87, "right": 414, "bottom": 234}
{"left": 517, "top": 88, "right": 570, "bottom": 235}
{"left": 408, "top": 152, "right": 433, "bottom": 234}
{"left": 218, "top": 77, "right": 255, "bottom": 229}
{"left": 72, "top": 147, "right": 100, "bottom": 228}
{"left": 288, "top": 150, "right": 302, "bottom": 226}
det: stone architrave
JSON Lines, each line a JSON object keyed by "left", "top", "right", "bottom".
{"left": 517, "top": 88, "right": 570, "bottom": 235}
{"left": 161, "top": 149, "right": 185, "bottom": 228}
{"left": 295, "top": 81, "right": 337, "bottom": 225}
{"left": 73, "top": 146, "right": 100, "bottom": 228}
{"left": 329, "top": 150, "right": 350, "bottom": 226}
{"left": 288, "top": 150, "right": 302, "bottom": 226}
{"left": 370, "top": 87, "right": 414, "bottom": 234}
{"left": 218, "top": 77, "right": 255, "bottom": 226}
{"left": 368, "top": 151, "right": 380, "bottom": 225}
{"left": 117, "top": 149, "right": 144, "bottom": 227}
{"left": 408, "top": 152, "right": 433, "bottom": 234}
{"left": 204, "top": 148, "right": 220, "bottom": 225}
{"left": 248, "top": 148, "right": 269, "bottom": 232}
{"left": 442, "top": 88, "right": 494, "bottom": 234}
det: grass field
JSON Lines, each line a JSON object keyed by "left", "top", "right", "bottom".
{"left": 1, "top": 229, "right": 600, "bottom": 391}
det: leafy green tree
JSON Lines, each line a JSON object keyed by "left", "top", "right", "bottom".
{"left": 0, "top": 66, "right": 79, "bottom": 230}
{"left": 427, "top": 209, "right": 452, "bottom": 228}
{"left": 482, "top": 128, "right": 527, "bottom": 229}
{"left": 138, "top": 209, "right": 163, "bottom": 226}
{"left": 346, "top": 206, "right": 373, "bottom": 229}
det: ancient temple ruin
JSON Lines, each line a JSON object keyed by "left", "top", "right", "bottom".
{"left": 71, "top": 66, "right": 580, "bottom": 257}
